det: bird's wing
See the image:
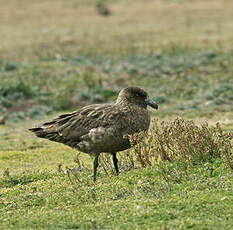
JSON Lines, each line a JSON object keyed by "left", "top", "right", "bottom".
{"left": 30, "top": 103, "right": 125, "bottom": 146}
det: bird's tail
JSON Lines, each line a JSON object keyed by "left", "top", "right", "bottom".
{"left": 29, "top": 112, "right": 76, "bottom": 146}
{"left": 29, "top": 125, "right": 62, "bottom": 142}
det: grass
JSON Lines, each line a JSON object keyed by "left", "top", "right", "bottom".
{"left": 0, "top": 0, "right": 233, "bottom": 122}
{"left": 0, "top": 0, "right": 233, "bottom": 229}
{"left": 0, "top": 118, "right": 232, "bottom": 229}
{"left": 1, "top": 152, "right": 233, "bottom": 230}
{"left": 1, "top": 0, "right": 233, "bottom": 61}
{"left": 1, "top": 50, "right": 233, "bottom": 122}
{"left": 1, "top": 166, "right": 233, "bottom": 229}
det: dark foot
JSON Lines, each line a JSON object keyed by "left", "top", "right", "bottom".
{"left": 112, "top": 153, "right": 119, "bottom": 175}
{"left": 93, "top": 156, "right": 99, "bottom": 182}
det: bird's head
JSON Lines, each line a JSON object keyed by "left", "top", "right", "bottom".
{"left": 116, "top": 86, "right": 158, "bottom": 110}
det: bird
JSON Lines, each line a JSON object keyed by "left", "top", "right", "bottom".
{"left": 29, "top": 86, "right": 158, "bottom": 181}
{"left": 95, "top": 2, "right": 111, "bottom": 16}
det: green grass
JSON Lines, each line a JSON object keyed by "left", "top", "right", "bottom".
{"left": 1, "top": 159, "right": 233, "bottom": 229}
{"left": 1, "top": 0, "right": 233, "bottom": 229}
{"left": 1, "top": 50, "right": 233, "bottom": 122}
{"left": 0, "top": 118, "right": 232, "bottom": 229}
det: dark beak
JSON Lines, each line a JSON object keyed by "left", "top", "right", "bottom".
{"left": 145, "top": 98, "right": 158, "bottom": 110}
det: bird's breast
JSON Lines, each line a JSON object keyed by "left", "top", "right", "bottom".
{"left": 122, "top": 107, "right": 150, "bottom": 134}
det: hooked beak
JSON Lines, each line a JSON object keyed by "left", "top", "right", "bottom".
{"left": 145, "top": 98, "right": 158, "bottom": 110}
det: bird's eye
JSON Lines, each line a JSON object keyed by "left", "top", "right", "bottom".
{"left": 136, "top": 93, "right": 140, "bottom": 97}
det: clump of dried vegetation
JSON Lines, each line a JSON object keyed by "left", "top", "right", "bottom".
{"left": 117, "top": 118, "right": 233, "bottom": 171}
{"left": 65, "top": 118, "right": 232, "bottom": 183}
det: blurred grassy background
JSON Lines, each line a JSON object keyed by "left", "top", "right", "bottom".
{"left": 0, "top": 0, "right": 233, "bottom": 123}
{"left": 1, "top": 0, "right": 233, "bottom": 60}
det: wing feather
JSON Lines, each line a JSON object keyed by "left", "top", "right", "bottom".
{"left": 30, "top": 103, "right": 124, "bottom": 147}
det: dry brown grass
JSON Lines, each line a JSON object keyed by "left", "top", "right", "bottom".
{"left": 115, "top": 118, "right": 233, "bottom": 171}
{"left": 1, "top": 0, "right": 233, "bottom": 61}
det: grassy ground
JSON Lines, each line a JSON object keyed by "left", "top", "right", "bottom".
{"left": 0, "top": 0, "right": 233, "bottom": 229}
{"left": 0, "top": 119, "right": 232, "bottom": 230}
{"left": 0, "top": 119, "right": 233, "bottom": 229}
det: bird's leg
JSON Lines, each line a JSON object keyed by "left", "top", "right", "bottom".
{"left": 93, "top": 156, "right": 99, "bottom": 182}
{"left": 112, "top": 153, "right": 119, "bottom": 174}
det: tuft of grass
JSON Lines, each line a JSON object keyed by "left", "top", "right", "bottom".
{"left": 125, "top": 118, "right": 233, "bottom": 170}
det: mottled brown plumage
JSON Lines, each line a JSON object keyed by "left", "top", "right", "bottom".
{"left": 29, "top": 86, "right": 158, "bottom": 181}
